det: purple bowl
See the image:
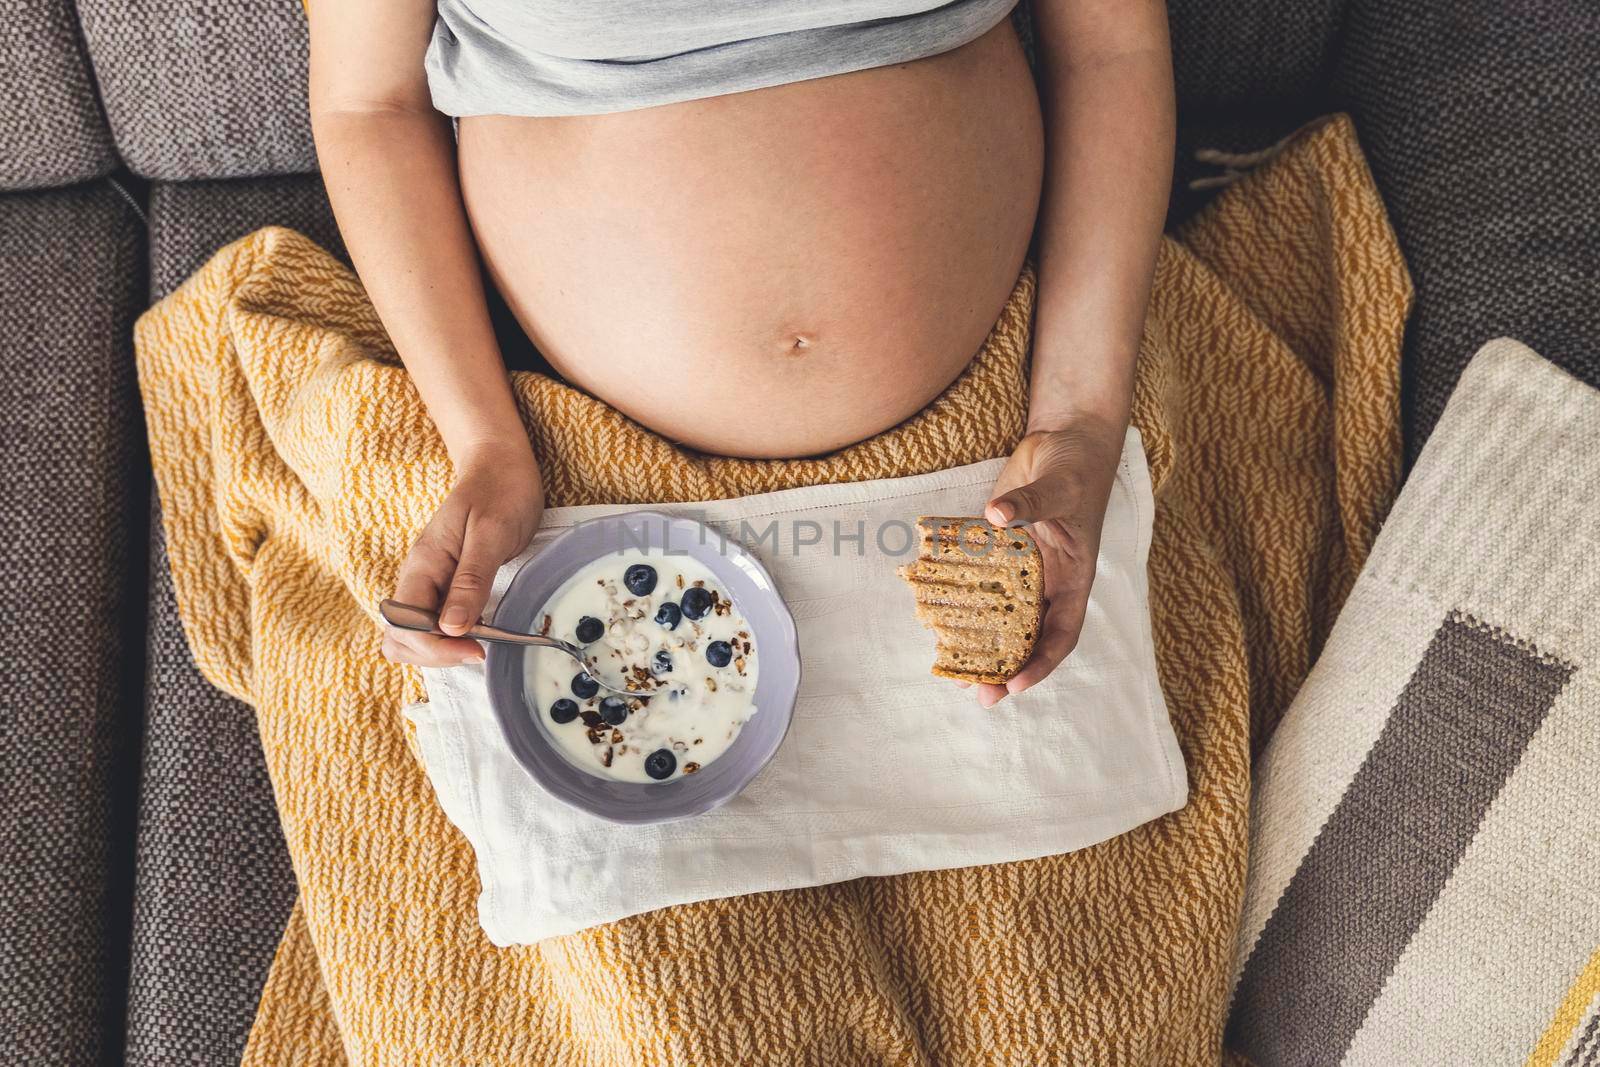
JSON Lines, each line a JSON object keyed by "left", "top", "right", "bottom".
{"left": 485, "top": 511, "right": 800, "bottom": 824}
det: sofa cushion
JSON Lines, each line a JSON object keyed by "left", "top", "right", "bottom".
{"left": 0, "top": 0, "right": 118, "bottom": 190}
{"left": 124, "top": 511, "right": 303, "bottom": 1067}
{"left": 124, "top": 174, "right": 342, "bottom": 1067}
{"left": 146, "top": 172, "right": 553, "bottom": 374}
{"left": 0, "top": 182, "right": 146, "bottom": 1066}
{"left": 1167, "top": 0, "right": 1347, "bottom": 113}
{"left": 75, "top": 0, "right": 315, "bottom": 181}
{"left": 1331, "top": 0, "right": 1600, "bottom": 463}
{"left": 148, "top": 175, "right": 343, "bottom": 296}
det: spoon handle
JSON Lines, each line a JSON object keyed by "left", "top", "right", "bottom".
{"left": 379, "top": 599, "right": 567, "bottom": 650}
{"left": 379, "top": 598, "right": 634, "bottom": 696}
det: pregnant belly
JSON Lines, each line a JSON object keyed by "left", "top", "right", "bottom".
{"left": 457, "top": 19, "right": 1043, "bottom": 458}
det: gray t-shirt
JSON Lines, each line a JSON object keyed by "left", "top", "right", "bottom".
{"left": 425, "top": 0, "right": 1019, "bottom": 118}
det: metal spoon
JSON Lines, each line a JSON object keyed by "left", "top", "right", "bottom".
{"left": 379, "top": 599, "right": 634, "bottom": 696}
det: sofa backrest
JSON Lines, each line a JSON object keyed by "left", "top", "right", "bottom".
{"left": 73, "top": 0, "right": 316, "bottom": 181}
{"left": 1, "top": 0, "right": 1355, "bottom": 189}
{"left": 1168, "top": 0, "right": 1348, "bottom": 115}
{"left": 1, "top": 0, "right": 117, "bottom": 190}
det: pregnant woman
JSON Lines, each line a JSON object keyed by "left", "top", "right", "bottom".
{"left": 309, "top": 0, "right": 1173, "bottom": 705}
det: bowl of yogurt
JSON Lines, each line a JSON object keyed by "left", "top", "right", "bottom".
{"left": 484, "top": 511, "right": 800, "bottom": 823}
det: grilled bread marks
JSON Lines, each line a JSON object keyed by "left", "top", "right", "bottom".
{"left": 898, "top": 516, "right": 1042, "bottom": 683}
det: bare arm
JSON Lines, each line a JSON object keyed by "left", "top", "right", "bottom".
{"left": 309, "top": 0, "right": 542, "bottom": 664}
{"left": 1024, "top": 0, "right": 1173, "bottom": 434}
{"left": 981, "top": 0, "right": 1174, "bottom": 705}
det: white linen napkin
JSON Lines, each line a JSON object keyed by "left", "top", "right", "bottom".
{"left": 407, "top": 428, "right": 1186, "bottom": 946}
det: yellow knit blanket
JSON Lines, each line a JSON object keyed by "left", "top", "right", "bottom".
{"left": 135, "top": 115, "right": 1408, "bottom": 1065}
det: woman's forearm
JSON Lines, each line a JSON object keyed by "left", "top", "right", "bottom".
{"left": 312, "top": 107, "right": 531, "bottom": 467}
{"left": 1028, "top": 1, "right": 1175, "bottom": 434}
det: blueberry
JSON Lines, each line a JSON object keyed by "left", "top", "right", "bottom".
{"left": 654, "top": 602, "right": 682, "bottom": 630}
{"left": 599, "top": 696, "right": 629, "bottom": 726}
{"left": 574, "top": 616, "right": 604, "bottom": 644}
{"left": 624, "top": 563, "right": 658, "bottom": 596}
{"left": 570, "top": 672, "right": 599, "bottom": 700}
{"left": 549, "top": 698, "right": 579, "bottom": 724}
{"left": 680, "top": 586, "right": 713, "bottom": 620}
{"left": 644, "top": 749, "right": 677, "bottom": 780}
{"left": 705, "top": 640, "right": 733, "bottom": 668}
{"left": 652, "top": 649, "right": 673, "bottom": 675}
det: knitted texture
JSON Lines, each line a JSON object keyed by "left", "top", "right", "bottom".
{"left": 134, "top": 115, "right": 1408, "bottom": 1065}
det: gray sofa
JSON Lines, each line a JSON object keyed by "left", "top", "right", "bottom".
{"left": 2, "top": 0, "right": 1594, "bottom": 1063}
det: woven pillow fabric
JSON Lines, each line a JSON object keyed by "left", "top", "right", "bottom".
{"left": 1226, "top": 339, "right": 1600, "bottom": 1066}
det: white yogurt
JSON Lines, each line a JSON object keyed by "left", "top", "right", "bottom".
{"left": 523, "top": 548, "right": 759, "bottom": 783}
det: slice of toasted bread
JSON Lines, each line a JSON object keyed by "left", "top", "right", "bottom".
{"left": 897, "top": 516, "right": 1043, "bottom": 684}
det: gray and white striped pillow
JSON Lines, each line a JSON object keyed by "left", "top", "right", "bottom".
{"left": 1226, "top": 339, "right": 1600, "bottom": 1066}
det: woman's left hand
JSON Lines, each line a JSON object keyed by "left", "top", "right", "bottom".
{"left": 977, "top": 416, "right": 1126, "bottom": 708}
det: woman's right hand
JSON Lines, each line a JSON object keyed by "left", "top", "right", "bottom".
{"left": 382, "top": 441, "right": 544, "bottom": 667}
